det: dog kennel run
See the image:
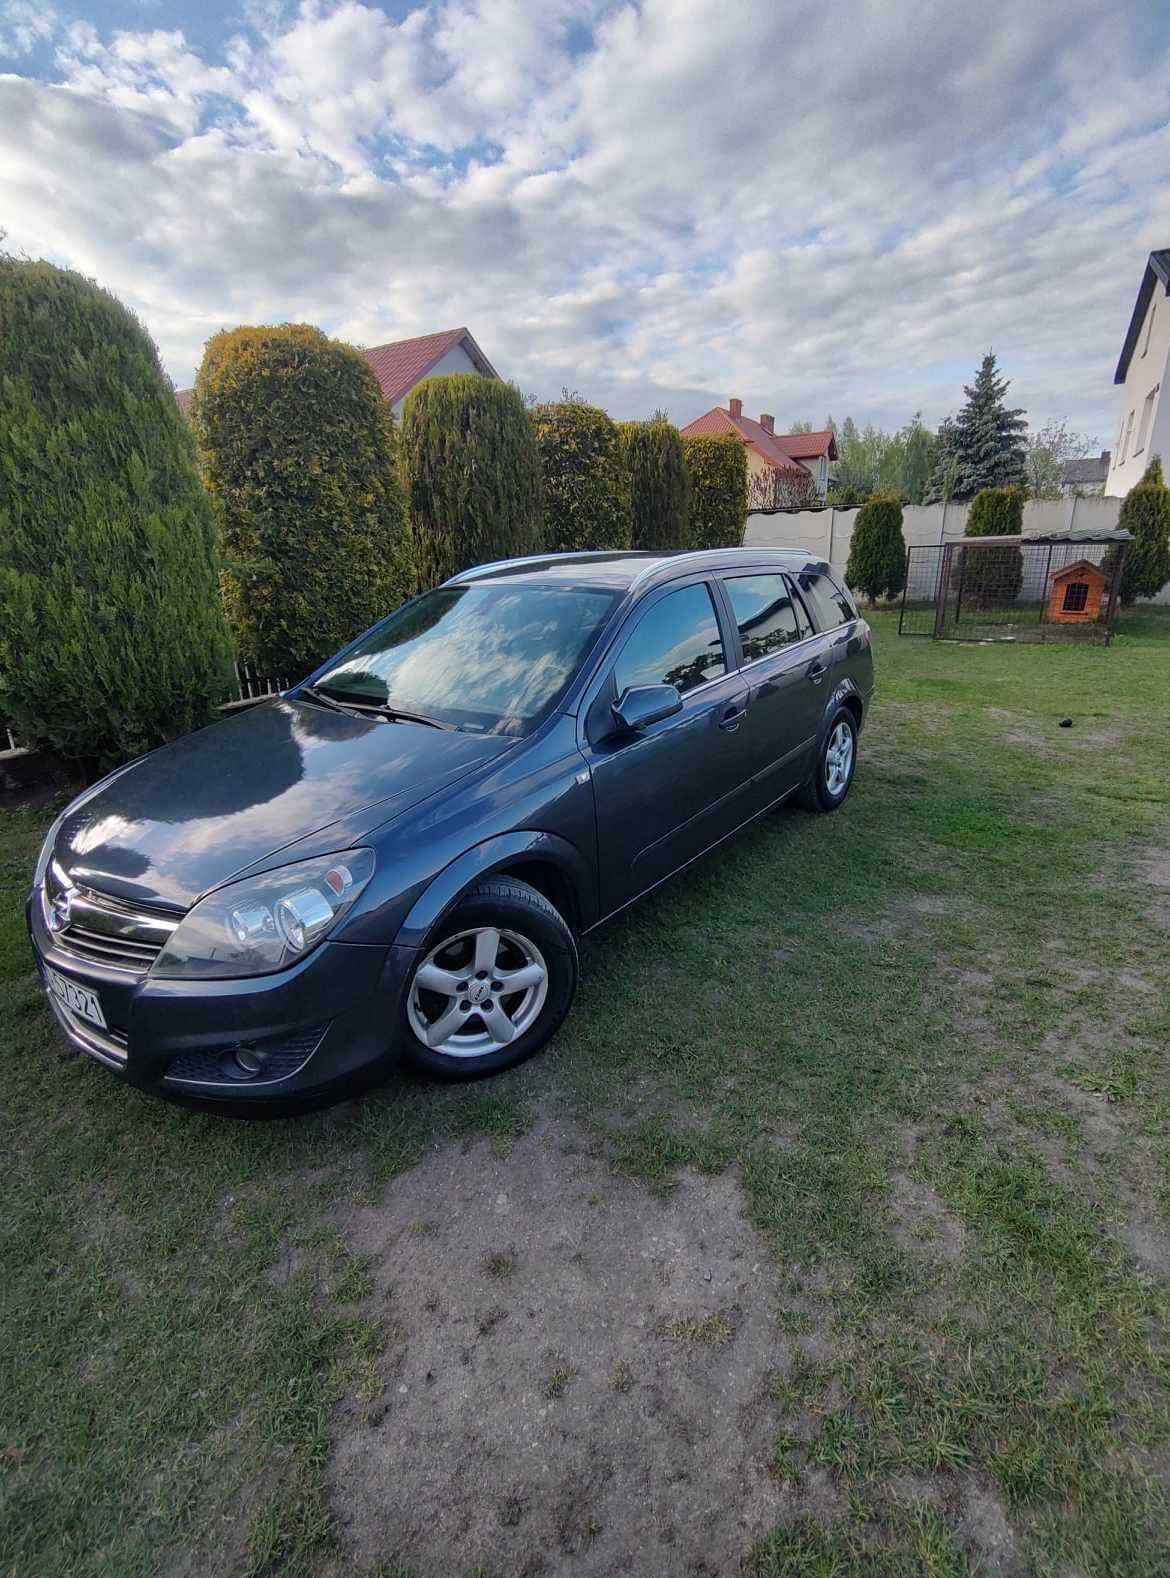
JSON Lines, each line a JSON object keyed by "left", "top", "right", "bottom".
{"left": 898, "top": 529, "right": 1133, "bottom": 643}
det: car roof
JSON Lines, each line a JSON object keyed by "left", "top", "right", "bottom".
{"left": 447, "top": 546, "right": 820, "bottom": 593}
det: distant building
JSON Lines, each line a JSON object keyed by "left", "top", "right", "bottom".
{"left": 1060, "top": 451, "right": 1110, "bottom": 498}
{"left": 1106, "top": 250, "right": 1170, "bottom": 496}
{"left": 680, "top": 400, "right": 837, "bottom": 504}
{"left": 175, "top": 326, "right": 498, "bottom": 417}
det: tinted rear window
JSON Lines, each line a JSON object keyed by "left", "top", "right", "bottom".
{"left": 793, "top": 570, "right": 856, "bottom": 631}
{"left": 724, "top": 573, "right": 810, "bottom": 661}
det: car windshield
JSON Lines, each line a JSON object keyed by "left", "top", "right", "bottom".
{"left": 311, "top": 582, "right": 620, "bottom": 735}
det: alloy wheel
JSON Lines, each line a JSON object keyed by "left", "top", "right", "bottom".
{"left": 825, "top": 720, "right": 854, "bottom": 796}
{"left": 406, "top": 926, "right": 549, "bottom": 1058}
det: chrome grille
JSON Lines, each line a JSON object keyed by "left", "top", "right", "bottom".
{"left": 44, "top": 864, "right": 179, "bottom": 976}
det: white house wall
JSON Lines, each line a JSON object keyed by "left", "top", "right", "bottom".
{"left": 1107, "top": 287, "right": 1170, "bottom": 496}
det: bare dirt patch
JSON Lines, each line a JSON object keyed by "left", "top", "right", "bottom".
{"left": 327, "top": 1119, "right": 818, "bottom": 1577}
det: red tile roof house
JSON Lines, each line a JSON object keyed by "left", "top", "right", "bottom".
{"left": 175, "top": 327, "right": 498, "bottom": 418}
{"left": 680, "top": 400, "right": 837, "bottom": 507}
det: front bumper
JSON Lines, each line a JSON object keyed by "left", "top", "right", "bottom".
{"left": 28, "top": 892, "right": 417, "bottom": 1110}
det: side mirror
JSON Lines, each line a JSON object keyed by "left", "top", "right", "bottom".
{"left": 612, "top": 683, "right": 683, "bottom": 733}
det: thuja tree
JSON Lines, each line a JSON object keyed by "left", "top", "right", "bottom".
{"left": 0, "top": 256, "right": 235, "bottom": 769}
{"left": 961, "top": 485, "right": 1024, "bottom": 607}
{"left": 618, "top": 420, "right": 690, "bottom": 549}
{"left": 1117, "top": 456, "right": 1170, "bottom": 605}
{"left": 399, "top": 375, "right": 544, "bottom": 586}
{"left": 845, "top": 494, "right": 906, "bottom": 605}
{"left": 192, "top": 323, "right": 407, "bottom": 678}
{"left": 531, "top": 399, "right": 631, "bottom": 552}
{"left": 682, "top": 434, "right": 748, "bottom": 549}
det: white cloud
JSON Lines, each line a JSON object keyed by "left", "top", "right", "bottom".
{"left": 1, "top": 0, "right": 1168, "bottom": 442}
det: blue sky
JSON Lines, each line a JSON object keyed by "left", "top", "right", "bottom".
{"left": 3, "top": 0, "right": 1170, "bottom": 446}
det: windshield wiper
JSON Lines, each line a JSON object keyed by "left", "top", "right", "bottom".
{"left": 301, "top": 685, "right": 365, "bottom": 717}
{"left": 303, "top": 688, "right": 454, "bottom": 730}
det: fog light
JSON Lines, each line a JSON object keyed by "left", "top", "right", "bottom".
{"left": 234, "top": 1045, "right": 267, "bottom": 1076}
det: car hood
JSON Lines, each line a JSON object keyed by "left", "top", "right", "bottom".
{"left": 54, "top": 698, "right": 512, "bottom": 910}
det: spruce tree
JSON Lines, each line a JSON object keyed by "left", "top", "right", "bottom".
{"left": 398, "top": 375, "right": 544, "bottom": 588}
{"left": 949, "top": 352, "right": 1027, "bottom": 497}
{"left": 845, "top": 495, "right": 906, "bottom": 605}
{"left": 193, "top": 324, "right": 407, "bottom": 678}
{"left": 1117, "top": 456, "right": 1170, "bottom": 605}
{"left": 0, "top": 257, "right": 235, "bottom": 770}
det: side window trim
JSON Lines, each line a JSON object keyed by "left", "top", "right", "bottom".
{"left": 784, "top": 572, "right": 818, "bottom": 638}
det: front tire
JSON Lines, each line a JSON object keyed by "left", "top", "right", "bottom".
{"left": 402, "top": 878, "right": 578, "bottom": 1079}
{"left": 798, "top": 707, "right": 858, "bottom": 812}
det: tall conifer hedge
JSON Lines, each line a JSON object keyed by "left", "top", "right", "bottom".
{"left": 845, "top": 494, "right": 906, "bottom": 604}
{"left": 682, "top": 434, "right": 748, "bottom": 549}
{"left": 0, "top": 257, "right": 235, "bottom": 769}
{"left": 192, "top": 323, "right": 407, "bottom": 678}
{"left": 398, "top": 375, "right": 544, "bottom": 586}
{"left": 532, "top": 400, "right": 631, "bottom": 552}
{"left": 1117, "top": 457, "right": 1170, "bottom": 605}
{"left": 618, "top": 421, "right": 690, "bottom": 550}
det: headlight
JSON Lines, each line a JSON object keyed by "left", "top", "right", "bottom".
{"left": 32, "top": 810, "right": 69, "bottom": 894}
{"left": 151, "top": 850, "right": 375, "bottom": 980}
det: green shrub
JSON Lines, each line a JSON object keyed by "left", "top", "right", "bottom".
{"left": 192, "top": 323, "right": 406, "bottom": 679}
{"left": 1116, "top": 456, "right": 1170, "bottom": 605}
{"left": 961, "top": 485, "right": 1024, "bottom": 607}
{"left": 682, "top": 435, "right": 747, "bottom": 549}
{"left": 398, "top": 374, "right": 544, "bottom": 587}
{"left": 966, "top": 486, "right": 1024, "bottom": 537}
{"left": 532, "top": 400, "right": 631, "bottom": 552}
{"left": 617, "top": 420, "right": 690, "bottom": 549}
{"left": 0, "top": 256, "right": 235, "bottom": 770}
{"left": 845, "top": 494, "right": 906, "bottom": 604}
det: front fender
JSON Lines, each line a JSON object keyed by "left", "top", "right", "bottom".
{"left": 395, "top": 830, "right": 591, "bottom": 950}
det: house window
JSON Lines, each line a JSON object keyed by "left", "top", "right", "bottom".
{"left": 1135, "top": 385, "right": 1159, "bottom": 456}
{"left": 1062, "top": 581, "right": 1089, "bottom": 613}
{"left": 1143, "top": 303, "right": 1157, "bottom": 357}
{"left": 1119, "top": 410, "right": 1135, "bottom": 465}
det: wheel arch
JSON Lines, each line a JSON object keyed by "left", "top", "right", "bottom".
{"left": 396, "top": 831, "right": 591, "bottom": 950}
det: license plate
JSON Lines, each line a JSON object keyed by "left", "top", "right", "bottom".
{"left": 45, "top": 966, "right": 107, "bottom": 1029}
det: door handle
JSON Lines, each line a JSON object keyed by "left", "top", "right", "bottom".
{"left": 806, "top": 661, "right": 827, "bottom": 684}
{"left": 719, "top": 703, "right": 746, "bottom": 731}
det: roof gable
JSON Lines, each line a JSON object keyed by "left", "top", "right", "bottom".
{"left": 361, "top": 326, "right": 498, "bottom": 405}
{"left": 1114, "top": 250, "right": 1170, "bottom": 384}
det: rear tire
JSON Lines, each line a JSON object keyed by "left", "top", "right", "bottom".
{"left": 401, "top": 878, "right": 577, "bottom": 1079}
{"left": 798, "top": 707, "right": 858, "bottom": 812}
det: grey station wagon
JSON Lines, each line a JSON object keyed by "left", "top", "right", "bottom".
{"left": 28, "top": 548, "right": 874, "bottom": 1113}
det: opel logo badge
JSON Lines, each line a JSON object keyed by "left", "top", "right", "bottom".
{"left": 49, "top": 887, "right": 75, "bottom": 932}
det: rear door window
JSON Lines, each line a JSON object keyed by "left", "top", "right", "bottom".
{"left": 615, "top": 583, "right": 726, "bottom": 697}
{"left": 724, "top": 573, "right": 808, "bottom": 662}
{"left": 793, "top": 569, "right": 857, "bottom": 631}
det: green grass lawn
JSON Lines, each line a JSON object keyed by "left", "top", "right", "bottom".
{"left": 3, "top": 609, "right": 1170, "bottom": 1577}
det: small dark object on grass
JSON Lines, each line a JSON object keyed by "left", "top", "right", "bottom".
{"left": 1060, "top": 718, "right": 1073, "bottom": 728}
